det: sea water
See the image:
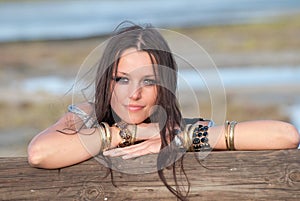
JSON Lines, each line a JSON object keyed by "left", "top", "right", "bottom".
{"left": 1, "top": 0, "right": 300, "bottom": 42}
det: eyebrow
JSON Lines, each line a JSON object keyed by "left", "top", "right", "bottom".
{"left": 117, "top": 71, "right": 129, "bottom": 76}
{"left": 117, "top": 71, "right": 156, "bottom": 78}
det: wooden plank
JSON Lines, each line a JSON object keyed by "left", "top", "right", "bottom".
{"left": 0, "top": 150, "right": 299, "bottom": 200}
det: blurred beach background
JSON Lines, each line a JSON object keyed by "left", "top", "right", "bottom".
{"left": 0, "top": 0, "right": 300, "bottom": 156}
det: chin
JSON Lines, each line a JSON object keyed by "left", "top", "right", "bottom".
{"left": 122, "top": 116, "right": 148, "bottom": 125}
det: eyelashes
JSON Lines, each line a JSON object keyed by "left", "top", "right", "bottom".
{"left": 143, "top": 79, "right": 158, "bottom": 86}
{"left": 112, "top": 76, "right": 129, "bottom": 84}
{"left": 112, "top": 76, "right": 158, "bottom": 86}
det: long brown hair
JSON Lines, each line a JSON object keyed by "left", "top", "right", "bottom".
{"left": 94, "top": 21, "right": 189, "bottom": 200}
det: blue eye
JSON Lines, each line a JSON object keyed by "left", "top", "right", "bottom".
{"left": 143, "top": 79, "right": 157, "bottom": 86}
{"left": 113, "top": 76, "right": 129, "bottom": 84}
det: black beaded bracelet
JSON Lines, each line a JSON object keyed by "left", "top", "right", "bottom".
{"left": 191, "top": 124, "right": 212, "bottom": 152}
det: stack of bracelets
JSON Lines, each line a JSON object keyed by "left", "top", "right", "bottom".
{"left": 224, "top": 120, "right": 238, "bottom": 151}
{"left": 175, "top": 118, "right": 214, "bottom": 152}
{"left": 97, "top": 119, "right": 237, "bottom": 152}
{"left": 114, "top": 121, "right": 137, "bottom": 147}
{"left": 98, "top": 122, "right": 112, "bottom": 151}
{"left": 189, "top": 124, "right": 212, "bottom": 152}
{"left": 97, "top": 121, "right": 137, "bottom": 151}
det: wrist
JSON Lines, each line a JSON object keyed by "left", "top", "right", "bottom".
{"left": 110, "top": 126, "right": 123, "bottom": 148}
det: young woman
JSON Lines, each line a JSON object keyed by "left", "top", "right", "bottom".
{"left": 27, "top": 22, "right": 300, "bottom": 200}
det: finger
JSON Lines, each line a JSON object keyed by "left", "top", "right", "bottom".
{"left": 103, "top": 148, "right": 127, "bottom": 157}
{"left": 104, "top": 138, "right": 160, "bottom": 158}
{"left": 122, "top": 141, "right": 160, "bottom": 159}
{"left": 122, "top": 153, "right": 141, "bottom": 159}
{"left": 122, "top": 148, "right": 153, "bottom": 159}
{"left": 103, "top": 144, "right": 146, "bottom": 157}
{"left": 117, "top": 142, "right": 148, "bottom": 152}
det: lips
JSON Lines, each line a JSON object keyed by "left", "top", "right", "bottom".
{"left": 126, "top": 104, "right": 145, "bottom": 111}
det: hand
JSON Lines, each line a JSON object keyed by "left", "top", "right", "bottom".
{"left": 103, "top": 136, "right": 161, "bottom": 159}
{"left": 136, "top": 123, "right": 160, "bottom": 139}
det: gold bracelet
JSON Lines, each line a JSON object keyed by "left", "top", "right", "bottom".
{"left": 97, "top": 126, "right": 103, "bottom": 151}
{"left": 224, "top": 121, "right": 230, "bottom": 150}
{"left": 101, "top": 122, "right": 111, "bottom": 151}
{"left": 183, "top": 124, "right": 192, "bottom": 151}
{"left": 229, "top": 121, "right": 238, "bottom": 151}
{"left": 97, "top": 125, "right": 106, "bottom": 152}
{"left": 188, "top": 123, "right": 199, "bottom": 151}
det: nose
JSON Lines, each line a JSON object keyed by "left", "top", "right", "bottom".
{"left": 129, "top": 83, "right": 142, "bottom": 100}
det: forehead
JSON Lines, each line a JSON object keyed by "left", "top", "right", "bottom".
{"left": 117, "top": 48, "right": 155, "bottom": 74}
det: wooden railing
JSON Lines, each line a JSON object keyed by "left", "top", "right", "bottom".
{"left": 1, "top": 150, "right": 299, "bottom": 200}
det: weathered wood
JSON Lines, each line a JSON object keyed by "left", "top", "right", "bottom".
{"left": 0, "top": 150, "right": 299, "bottom": 200}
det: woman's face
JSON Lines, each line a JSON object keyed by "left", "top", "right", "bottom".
{"left": 110, "top": 48, "right": 158, "bottom": 124}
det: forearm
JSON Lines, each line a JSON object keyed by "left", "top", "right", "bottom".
{"left": 28, "top": 128, "right": 99, "bottom": 169}
{"left": 28, "top": 125, "right": 124, "bottom": 169}
{"left": 210, "top": 120, "right": 300, "bottom": 150}
{"left": 28, "top": 121, "right": 161, "bottom": 169}
{"left": 98, "top": 120, "right": 300, "bottom": 160}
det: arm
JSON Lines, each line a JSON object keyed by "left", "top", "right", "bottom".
{"left": 27, "top": 103, "right": 161, "bottom": 169}
{"left": 27, "top": 111, "right": 122, "bottom": 169}
{"left": 104, "top": 120, "right": 300, "bottom": 159}
{"left": 103, "top": 124, "right": 161, "bottom": 159}
{"left": 210, "top": 120, "right": 300, "bottom": 150}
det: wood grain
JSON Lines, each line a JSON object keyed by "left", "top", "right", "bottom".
{"left": 0, "top": 150, "right": 299, "bottom": 200}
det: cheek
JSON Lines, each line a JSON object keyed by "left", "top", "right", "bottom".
{"left": 111, "top": 85, "right": 127, "bottom": 101}
{"left": 110, "top": 92, "right": 117, "bottom": 112}
{"left": 145, "top": 87, "right": 158, "bottom": 105}
{"left": 110, "top": 87, "right": 124, "bottom": 111}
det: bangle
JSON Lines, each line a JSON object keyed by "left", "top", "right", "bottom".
{"left": 97, "top": 125, "right": 106, "bottom": 152}
{"left": 184, "top": 124, "right": 192, "bottom": 151}
{"left": 224, "top": 121, "right": 230, "bottom": 150}
{"left": 228, "top": 121, "right": 237, "bottom": 151}
{"left": 100, "top": 122, "right": 111, "bottom": 151}
{"left": 115, "top": 121, "right": 134, "bottom": 147}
